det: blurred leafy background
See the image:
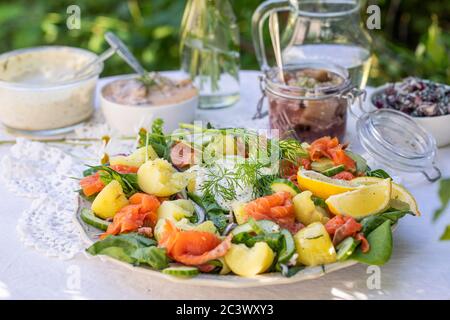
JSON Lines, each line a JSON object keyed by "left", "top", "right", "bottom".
{"left": 0, "top": 0, "right": 448, "bottom": 85}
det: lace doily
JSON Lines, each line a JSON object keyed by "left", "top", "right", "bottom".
{"left": 0, "top": 111, "right": 136, "bottom": 259}
{"left": 1, "top": 139, "right": 83, "bottom": 259}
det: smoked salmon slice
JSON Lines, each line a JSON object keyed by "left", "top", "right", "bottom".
{"left": 80, "top": 172, "right": 105, "bottom": 197}
{"left": 308, "top": 136, "right": 356, "bottom": 171}
{"left": 158, "top": 220, "right": 232, "bottom": 266}
{"left": 109, "top": 164, "right": 139, "bottom": 173}
{"left": 100, "top": 193, "right": 160, "bottom": 239}
{"left": 243, "top": 191, "right": 297, "bottom": 231}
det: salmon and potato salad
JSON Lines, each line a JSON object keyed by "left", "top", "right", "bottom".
{"left": 79, "top": 119, "right": 418, "bottom": 278}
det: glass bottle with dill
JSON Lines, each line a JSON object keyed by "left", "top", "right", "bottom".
{"left": 180, "top": 0, "right": 240, "bottom": 109}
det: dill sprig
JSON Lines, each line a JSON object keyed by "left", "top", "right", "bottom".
{"left": 235, "top": 160, "right": 276, "bottom": 198}
{"left": 277, "top": 139, "right": 309, "bottom": 163}
{"left": 200, "top": 165, "right": 243, "bottom": 201}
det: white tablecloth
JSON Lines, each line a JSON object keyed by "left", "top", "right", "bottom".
{"left": 1, "top": 71, "right": 449, "bottom": 300}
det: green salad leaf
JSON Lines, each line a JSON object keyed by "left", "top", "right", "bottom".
{"left": 87, "top": 165, "right": 140, "bottom": 197}
{"left": 232, "top": 232, "right": 282, "bottom": 252}
{"left": 311, "top": 195, "right": 327, "bottom": 209}
{"left": 366, "top": 169, "right": 391, "bottom": 179}
{"left": 87, "top": 233, "right": 168, "bottom": 269}
{"left": 130, "top": 247, "right": 169, "bottom": 270}
{"left": 138, "top": 118, "right": 171, "bottom": 159}
{"left": 188, "top": 193, "right": 229, "bottom": 233}
{"left": 360, "top": 209, "right": 413, "bottom": 235}
{"left": 351, "top": 220, "right": 393, "bottom": 265}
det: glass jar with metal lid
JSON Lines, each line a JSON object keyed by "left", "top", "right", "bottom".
{"left": 255, "top": 61, "right": 363, "bottom": 142}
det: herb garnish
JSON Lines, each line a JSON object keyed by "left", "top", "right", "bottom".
{"left": 88, "top": 165, "right": 141, "bottom": 197}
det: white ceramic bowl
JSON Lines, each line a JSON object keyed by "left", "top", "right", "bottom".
{"left": 369, "top": 84, "right": 450, "bottom": 148}
{"left": 100, "top": 75, "right": 198, "bottom": 136}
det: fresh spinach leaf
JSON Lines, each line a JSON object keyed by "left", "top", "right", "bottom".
{"left": 130, "top": 247, "right": 169, "bottom": 269}
{"left": 360, "top": 209, "right": 413, "bottom": 235}
{"left": 311, "top": 196, "right": 327, "bottom": 209}
{"left": 351, "top": 220, "right": 393, "bottom": 265}
{"left": 188, "top": 192, "right": 229, "bottom": 233}
{"left": 366, "top": 169, "right": 391, "bottom": 179}
{"left": 86, "top": 233, "right": 167, "bottom": 269}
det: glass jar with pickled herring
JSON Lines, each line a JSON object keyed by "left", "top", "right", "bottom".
{"left": 263, "top": 62, "right": 362, "bottom": 143}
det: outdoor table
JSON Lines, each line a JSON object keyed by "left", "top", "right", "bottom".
{"left": 1, "top": 71, "right": 449, "bottom": 299}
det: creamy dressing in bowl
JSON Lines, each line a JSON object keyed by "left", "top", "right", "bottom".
{"left": 0, "top": 46, "right": 103, "bottom": 134}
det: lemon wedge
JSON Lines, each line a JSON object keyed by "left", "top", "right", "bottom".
{"left": 352, "top": 176, "right": 420, "bottom": 215}
{"left": 297, "top": 169, "right": 359, "bottom": 199}
{"left": 325, "top": 179, "right": 392, "bottom": 218}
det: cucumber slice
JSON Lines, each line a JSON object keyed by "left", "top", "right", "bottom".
{"left": 311, "top": 159, "right": 334, "bottom": 172}
{"left": 231, "top": 223, "right": 253, "bottom": 236}
{"left": 277, "top": 229, "right": 296, "bottom": 264}
{"left": 270, "top": 179, "right": 301, "bottom": 196}
{"left": 162, "top": 266, "right": 199, "bottom": 277}
{"left": 248, "top": 219, "right": 280, "bottom": 235}
{"left": 258, "top": 220, "right": 281, "bottom": 233}
{"left": 80, "top": 208, "right": 110, "bottom": 231}
{"left": 247, "top": 218, "right": 264, "bottom": 234}
{"left": 336, "top": 237, "right": 360, "bottom": 261}
{"left": 232, "top": 219, "right": 280, "bottom": 236}
{"left": 322, "top": 165, "right": 345, "bottom": 177}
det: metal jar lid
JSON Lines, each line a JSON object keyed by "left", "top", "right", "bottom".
{"left": 263, "top": 61, "right": 354, "bottom": 100}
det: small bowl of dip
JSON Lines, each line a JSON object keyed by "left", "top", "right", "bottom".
{"left": 100, "top": 73, "right": 198, "bottom": 135}
{"left": 0, "top": 46, "right": 103, "bottom": 135}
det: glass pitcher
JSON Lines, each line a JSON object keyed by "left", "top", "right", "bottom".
{"left": 252, "top": 0, "right": 372, "bottom": 88}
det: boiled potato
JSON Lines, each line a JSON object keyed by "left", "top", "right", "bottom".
{"left": 294, "top": 222, "right": 336, "bottom": 266}
{"left": 176, "top": 219, "right": 217, "bottom": 234}
{"left": 109, "top": 146, "right": 158, "bottom": 168}
{"left": 231, "top": 201, "right": 248, "bottom": 225}
{"left": 153, "top": 217, "right": 217, "bottom": 241}
{"left": 91, "top": 180, "right": 129, "bottom": 219}
{"left": 224, "top": 242, "right": 275, "bottom": 277}
{"left": 293, "top": 191, "right": 330, "bottom": 226}
{"left": 217, "top": 257, "right": 231, "bottom": 275}
{"left": 137, "top": 159, "right": 189, "bottom": 197}
{"left": 157, "top": 199, "right": 194, "bottom": 221}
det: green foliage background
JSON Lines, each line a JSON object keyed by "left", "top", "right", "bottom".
{"left": 0, "top": 0, "right": 448, "bottom": 85}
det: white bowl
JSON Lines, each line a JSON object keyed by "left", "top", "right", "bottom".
{"left": 369, "top": 84, "right": 450, "bottom": 148}
{"left": 100, "top": 75, "right": 198, "bottom": 136}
